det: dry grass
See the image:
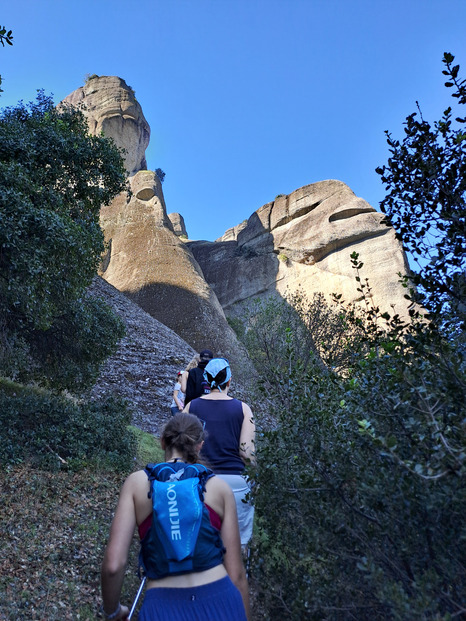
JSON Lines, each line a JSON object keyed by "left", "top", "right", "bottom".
{"left": 0, "top": 440, "right": 261, "bottom": 619}
{"left": 0, "top": 466, "right": 142, "bottom": 620}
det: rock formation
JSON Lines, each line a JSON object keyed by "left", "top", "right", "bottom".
{"left": 88, "top": 276, "right": 195, "bottom": 433}
{"left": 97, "top": 166, "right": 252, "bottom": 382}
{"left": 189, "top": 180, "right": 410, "bottom": 318}
{"left": 62, "top": 75, "right": 150, "bottom": 175}
{"left": 63, "top": 77, "right": 255, "bottom": 388}
{"left": 168, "top": 212, "right": 188, "bottom": 237}
{"left": 63, "top": 76, "right": 411, "bottom": 411}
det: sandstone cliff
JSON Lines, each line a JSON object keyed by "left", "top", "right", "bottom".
{"left": 189, "top": 180, "right": 411, "bottom": 318}
{"left": 63, "top": 76, "right": 411, "bottom": 416}
{"left": 63, "top": 77, "right": 255, "bottom": 389}
{"left": 63, "top": 76, "right": 150, "bottom": 175}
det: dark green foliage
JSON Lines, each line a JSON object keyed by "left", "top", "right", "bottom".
{"left": 155, "top": 167, "right": 166, "bottom": 183}
{"left": 376, "top": 53, "right": 466, "bottom": 331}
{"left": 21, "top": 293, "right": 126, "bottom": 390}
{"left": 0, "top": 26, "right": 13, "bottom": 47}
{"left": 244, "top": 272, "right": 465, "bottom": 619}
{"left": 0, "top": 379, "right": 137, "bottom": 471}
{"left": 0, "top": 92, "right": 128, "bottom": 390}
{"left": 0, "top": 25, "right": 13, "bottom": 94}
{"left": 0, "top": 91, "right": 127, "bottom": 329}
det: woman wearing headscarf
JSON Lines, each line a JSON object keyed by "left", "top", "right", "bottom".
{"left": 184, "top": 358, "right": 255, "bottom": 549}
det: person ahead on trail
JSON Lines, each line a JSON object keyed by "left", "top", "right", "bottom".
{"left": 101, "top": 413, "right": 250, "bottom": 621}
{"left": 184, "top": 358, "right": 256, "bottom": 549}
{"left": 169, "top": 370, "right": 185, "bottom": 416}
{"left": 181, "top": 349, "right": 213, "bottom": 406}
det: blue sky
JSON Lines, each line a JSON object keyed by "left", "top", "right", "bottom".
{"left": 1, "top": 0, "right": 465, "bottom": 242}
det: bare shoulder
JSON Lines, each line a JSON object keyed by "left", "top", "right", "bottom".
{"left": 122, "top": 469, "right": 148, "bottom": 493}
{"left": 204, "top": 475, "right": 235, "bottom": 519}
{"left": 241, "top": 400, "right": 253, "bottom": 413}
{"left": 205, "top": 474, "right": 234, "bottom": 500}
{"left": 241, "top": 401, "right": 254, "bottom": 421}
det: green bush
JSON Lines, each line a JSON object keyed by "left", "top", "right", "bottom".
{"left": 0, "top": 380, "right": 136, "bottom": 471}
{"left": 0, "top": 92, "right": 127, "bottom": 391}
{"left": 244, "top": 287, "right": 465, "bottom": 619}
{"left": 240, "top": 292, "right": 362, "bottom": 408}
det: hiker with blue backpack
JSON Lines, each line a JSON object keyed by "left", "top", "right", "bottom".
{"left": 184, "top": 358, "right": 256, "bottom": 551}
{"left": 101, "top": 413, "right": 250, "bottom": 621}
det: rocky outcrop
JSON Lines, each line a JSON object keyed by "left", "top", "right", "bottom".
{"left": 88, "top": 276, "right": 195, "bottom": 434}
{"left": 62, "top": 75, "right": 150, "bottom": 175}
{"left": 63, "top": 78, "right": 255, "bottom": 387}
{"left": 168, "top": 212, "right": 188, "bottom": 237}
{"left": 98, "top": 170, "right": 253, "bottom": 385}
{"left": 189, "top": 180, "right": 411, "bottom": 317}
{"left": 63, "top": 76, "right": 411, "bottom": 408}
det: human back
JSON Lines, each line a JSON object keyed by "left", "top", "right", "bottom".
{"left": 101, "top": 413, "right": 250, "bottom": 620}
{"left": 188, "top": 397, "right": 245, "bottom": 474}
{"left": 184, "top": 358, "right": 256, "bottom": 548}
{"left": 182, "top": 349, "right": 213, "bottom": 405}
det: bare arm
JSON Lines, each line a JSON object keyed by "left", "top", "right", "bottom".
{"left": 101, "top": 474, "right": 138, "bottom": 620}
{"left": 180, "top": 370, "right": 188, "bottom": 394}
{"left": 173, "top": 384, "right": 183, "bottom": 410}
{"left": 239, "top": 402, "right": 256, "bottom": 466}
{"left": 211, "top": 478, "right": 250, "bottom": 620}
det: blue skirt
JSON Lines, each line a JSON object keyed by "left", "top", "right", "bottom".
{"left": 138, "top": 576, "right": 246, "bottom": 621}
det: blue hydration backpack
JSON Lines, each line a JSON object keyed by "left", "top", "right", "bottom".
{"left": 139, "top": 462, "right": 224, "bottom": 579}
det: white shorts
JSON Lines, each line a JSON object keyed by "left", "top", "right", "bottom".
{"left": 216, "top": 474, "right": 254, "bottom": 545}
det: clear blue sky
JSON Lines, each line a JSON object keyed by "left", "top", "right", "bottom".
{"left": 1, "top": 0, "right": 465, "bottom": 242}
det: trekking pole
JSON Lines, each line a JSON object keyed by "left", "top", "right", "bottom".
{"left": 128, "top": 576, "right": 146, "bottom": 620}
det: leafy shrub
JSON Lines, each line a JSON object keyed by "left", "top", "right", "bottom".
{"left": 0, "top": 92, "right": 127, "bottom": 391}
{"left": 239, "top": 292, "right": 362, "bottom": 408}
{"left": 244, "top": 286, "right": 465, "bottom": 619}
{"left": 155, "top": 167, "right": 166, "bottom": 183}
{"left": 0, "top": 380, "right": 136, "bottom": 471}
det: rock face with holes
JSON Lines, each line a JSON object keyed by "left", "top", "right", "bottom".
{"left": 62, "top": 75, "right": 150, "bottom": 175}
{"left": 188, "top": 179, "right": 410, "bottom": 317}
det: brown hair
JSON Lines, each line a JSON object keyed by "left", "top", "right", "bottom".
{"left": 161, "top": 413, "right": 206, "bottom": 464}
